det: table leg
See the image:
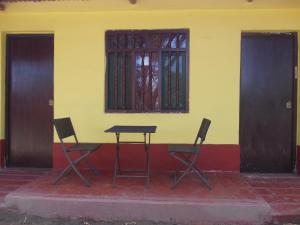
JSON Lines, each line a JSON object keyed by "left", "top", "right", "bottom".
{"left": 113, "top": 132, "right": 120, "bottom": 187}
{"left": 116, "top": 133, "right": 121, "bottom": 174}
{"left": 146, "top": 133, "right": 151, "bottom": 188}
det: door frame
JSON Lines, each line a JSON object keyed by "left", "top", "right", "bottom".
{"left": 239, "top": 32, "right": 298, "bottom": 173}
{"left": 5, "top": 33, "right": 54, "bottom": 167}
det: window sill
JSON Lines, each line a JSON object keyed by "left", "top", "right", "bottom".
{"left": 105, "top": 109, "right": 189, "bottom": 114}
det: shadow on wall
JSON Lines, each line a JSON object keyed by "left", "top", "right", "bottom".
{"left": 0, "top": 140, "right": 5, "bottom": 168}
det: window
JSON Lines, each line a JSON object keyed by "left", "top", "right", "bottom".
{"left": 105, "top": 29, "right": 189, "bottom": 112}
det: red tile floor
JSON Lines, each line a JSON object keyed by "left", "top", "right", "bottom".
{"left": 0, "top": 168, "right": 48, "bottom": 206}
{"left": 1, "top": 168, "right": 300, "bottom": 224}
{"left": 245, "top": 174, "right": 300, "bottom": 223}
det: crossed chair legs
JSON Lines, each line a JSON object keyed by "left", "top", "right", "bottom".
{"left": 53, "top": 150, "right": 99, "bottom": 187}
{"left": 170, "top": 152, "right": 212, "bottom": 190}
{"left": 54, "top": 151, "right": 211, "bottom": 189}
{"left": 54, "top": 148, "right": 211, "bottom": 189}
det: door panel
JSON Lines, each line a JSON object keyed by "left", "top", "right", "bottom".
{"left": 240, "top": 33, "right": 296, "bottom": 173}
{"left": 7, "top": 34, "right": 54, "bottom": 168}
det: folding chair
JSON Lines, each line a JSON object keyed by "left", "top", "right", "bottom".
{"left": 168, "top": 118, "right": 211, "bottom": 189}
{"left": 53, "top": 117, "right": 102, "bottom": 186}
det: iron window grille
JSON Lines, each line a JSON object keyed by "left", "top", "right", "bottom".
{"left": 105, "top": 29, "right": 189, "bottom": 113}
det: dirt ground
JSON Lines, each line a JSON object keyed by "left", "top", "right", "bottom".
{"left": 0, "top": 207, "right": 299, "bottom": 225}
{"left": 0, "top": 207, "right": 181, "bottom": 225}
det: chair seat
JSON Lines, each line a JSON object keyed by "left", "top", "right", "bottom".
{"left": 67, "top": 143, "right": 102, "bottom": 152}
{"left": 168, "top": 144, "right": 198, "bottom": 153}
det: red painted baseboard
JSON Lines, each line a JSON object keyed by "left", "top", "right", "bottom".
{"left": 297, "top": 146, "right": 300, "bottom": 175}
{"left": 53, "top": 143, "right": 240, "bottom": 172}
{"left": 0, "top": 139, "right": 5, "bottom": 168}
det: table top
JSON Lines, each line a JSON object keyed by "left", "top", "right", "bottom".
{"left": 105, "top": 125, "right": 157, "bottom": 133}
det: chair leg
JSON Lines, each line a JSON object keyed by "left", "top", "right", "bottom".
{"left": 53, "top": 163, "right": 91, "bottom": 187}
{"left": 170, "top": 152, "right": 212, "bottom": 190}
{"left": 71, "top": 164, "right": 91, "bottom": 187}
{"left": 53, "top": 156, "right": 83, "bottom": 185}
{"left": 172, "top": 167, "right": 191, "bottom": 189}
{"left": 194, "top": 166, "right": 209, "bottom": 180}
{"left": 171, "top": 152, "right": 194, "bottom": 189}
{"left": 53, "top": 165, "right": 73, "bottom": 185}
{"left": 193, "top": 167, "right": 212, "bottom": 190}
{"left": 181, "top": 155, "right": 212, "bottom": 190}
{"left": 54, "top": 151, "right": 92, "bottom": 187}
{"left": 82, "top": 151, "right": 99, "bottom": 176}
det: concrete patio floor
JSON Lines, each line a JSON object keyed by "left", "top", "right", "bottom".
{"left": 0, "top": 168, "right": 300, "bottom": 225}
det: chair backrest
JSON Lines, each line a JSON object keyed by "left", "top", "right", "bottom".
{"left": 54, "top": 117, "right": 77, "bottom": 142}
{"left": 193, "top": 118, "right": 211, "bottom": 146}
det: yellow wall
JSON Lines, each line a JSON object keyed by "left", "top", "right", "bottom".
{"left": 0, "top": 9, "right": 299, "bottom": 144}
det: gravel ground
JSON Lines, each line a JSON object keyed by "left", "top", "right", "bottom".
{"left": 0, "top": 207, "right": 299, "bottom": 225}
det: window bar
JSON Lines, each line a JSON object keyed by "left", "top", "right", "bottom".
{"left": 133, "top": 35, "right": 136, "bottom": 111}
{"left": 133, "top": 34, "right": 136, "bottom": 49}
{"left": 168, "top": 51, "right": 171, "bottom": 109}
{"left": 149, "top": 52, "right": 153, "bottom": 110}
{"left": 158, "top": 46, "right": 162, "bottom": 112}
{"left": 142, "top": 52, "right": 145, "bottom": 111}
{"left": 123, "top": 34, "right": 128, "bottom": 109}
{"left": 168, "top": 33, "right": 173, "bottom": 109}
{"left": 114, "top": 52, "right": 118, "bottom": 110}
{"left": 116, "top": 33, "right": 119, "bottom": 49}
{"left": 131, "top": 51, "right": 136, "bottom": 111}
{"left": 122, "top": 52, "right": 126, "bottom": 109}
{"left": 125, "top": 33, "right": 128, "bottom": 50}
{"left": 176, "top": 35, "right": 180, "bottom": 109}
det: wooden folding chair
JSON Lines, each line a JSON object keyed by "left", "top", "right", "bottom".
{"left": 168, "top": 118, "right": 211, "bottom": 189}
{"left": 53, "top": 117, "right": 102, "bottom": 186}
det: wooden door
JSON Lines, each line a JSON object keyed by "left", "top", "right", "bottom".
{"left": 240, "top": 33, "right": 297, "bottom": 173}
{"left": 6, "top": 34, "right": 54, "bottom": 168}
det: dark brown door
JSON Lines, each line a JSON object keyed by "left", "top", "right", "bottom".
{"left": 240, "top": 33, "right": 297, "bottom": 173}
{"left": 6, "top": 34, "right": 54, "bottom": 168}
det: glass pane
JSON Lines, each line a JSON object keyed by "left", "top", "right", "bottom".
{"left": 178, "top": 34, "right": 186, "bottom": 49}
{"left": 161, "top": 51, "right": 186, "bottom": 110}
{"left": 107, "top": 53, "right": 116, "bottom": 109}
{"left": 161, "top": 34, "right": 170, "bottom": 48}
{"left": 170, "top": 35, "right": 177, "bottom": 49}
